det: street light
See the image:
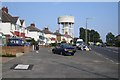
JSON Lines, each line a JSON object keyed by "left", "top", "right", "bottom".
{"left": 85, "top": 18, "right": 94, "bottom": 44}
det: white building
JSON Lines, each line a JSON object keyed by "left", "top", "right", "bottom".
{"left": 25, "top": 23, "right": 45, "bottom": 45}
{"left": 58, "top": 16, "right": 75, "bottom": 38}
{"left": 0, "top": 7, "right": 25, "bottom": 38}
{"left": 42, "top": 27, "right": 56, "bottom": 44}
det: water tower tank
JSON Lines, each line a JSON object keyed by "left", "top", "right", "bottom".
{"left": 58, "top": 16, "right": 75, "bottom": 38}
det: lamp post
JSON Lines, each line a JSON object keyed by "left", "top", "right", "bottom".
{"left": 85, "top": 18, "right": 93, "bottom": 44}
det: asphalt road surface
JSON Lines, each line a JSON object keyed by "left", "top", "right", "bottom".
{"left": 91, "top": 46, "right": 119, "bottom": 63}
{"left": 2, "top": 47, "right": 119, "bottom": 79}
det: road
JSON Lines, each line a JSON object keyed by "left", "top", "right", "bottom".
{"left": 2, "top": 47, "right": 119, "bottom": 79}
{"left": 91, "top": 46, "right": 119, "bottom": 63}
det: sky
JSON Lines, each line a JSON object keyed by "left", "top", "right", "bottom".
{"left": 2, "top": 2, "right": 118, "bottom": 42}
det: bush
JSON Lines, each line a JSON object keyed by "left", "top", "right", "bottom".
{"left": 2, "top": 54, "right": 16, "bottom": 57}
{"left": 50, "top": 43, "right": 57, "bottom": 47}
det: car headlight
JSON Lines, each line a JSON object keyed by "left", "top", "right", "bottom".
{"left": 64, "top": 49, "right": 67, "bottom": 51}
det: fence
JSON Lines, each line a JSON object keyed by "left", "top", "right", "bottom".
{"left": 1, "top": 46, "right": 32, "bottom": 56}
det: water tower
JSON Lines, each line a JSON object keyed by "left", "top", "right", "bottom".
{"left": 58, "top": 16, "right": 74, "bottom": 38}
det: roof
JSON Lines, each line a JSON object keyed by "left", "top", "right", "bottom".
{"left": 2, "top": 11, "right": 19, "bottom": 24}
{"left": 26, "top": 26, "right": 42, "bottom": 32}
{"left": 20, "top": 19, "right": 24, "bottom": 25}
{"left": 12, "top": 17, "right": 19, "bottom": 24}
{"left": 54, "top": 32, "right": 62, "bottom": 36}
{"left": 42, "top": 28, "right": 53, "bottom": 34}
{"left": 64, "top": 34, "right": 72, "bottom": 38}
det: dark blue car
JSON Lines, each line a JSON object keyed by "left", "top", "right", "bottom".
{"left": 52, "top": 43, "right": 76, "bottom": 56}
{"left": 7, "top": 38, "right": 25, "bottom": 46}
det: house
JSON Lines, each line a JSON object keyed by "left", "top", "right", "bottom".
{"left": 42, "top": 27, "right": 56, "bottom": 44}
{"left": 54, "top": 30, "right": 62, "bottom": 43}
{"left": 64, "top": 33, "right": 73, "bottom": 43}
{"left": 0, "top": 7, "right": 25, "bottom": 39}
{"left": 19, "top": 19, "right": 26, "bottom": 38}
{"left": 25, "top": 23, "right": 45, "bottom": 45}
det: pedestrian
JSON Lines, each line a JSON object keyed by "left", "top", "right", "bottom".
{"left": 36, "top": 44, "right": 39, "bottom": 53}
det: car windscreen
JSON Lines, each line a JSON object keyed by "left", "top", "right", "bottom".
{"left": 76, "top": 41, "right": 83, "bottom": 44}
{"left": 60, "top": 44, "right": 73, "bottom": 48}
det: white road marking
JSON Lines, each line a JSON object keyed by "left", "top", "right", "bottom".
{"left": 105, "top": 58, "right": 109, "bottom": 60}
{"left": 93, "top": 51, "right": 117, "bottom": 64}
{"left": 112, "top": 51, "right": 118, "bottom": 53}
{"left": 110, "top": 60, "right": 114, "bottom": 63}
{"left": 108, "top": 49, "right": 110, "bottom": 51}
{"left": 93, "top": 60, "right": 104, "bottom": 63}
{"left": 115, "top": 63, "right": 120, "bottom": 64}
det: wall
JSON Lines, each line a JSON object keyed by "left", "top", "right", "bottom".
{"left": 0, "top": 23, "right": 12, "bottom": 35}
{"left": 27, "top": 31, "right": 39, "bottom": 41}
{"left": 44, "top": 34, "right": 51, "bottom": 44}
{"left": 1, "top": 46, "right": 32, "bottom": 55}
{"left": 51, "top": 34, "right": 56, "bottom": 43}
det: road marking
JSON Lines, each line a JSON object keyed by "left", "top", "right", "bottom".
{"left": 112, "top": 51, "right": 118, "bottom": 53}
{"left": 93, "top": 60, "right": 104, "bottom": 63}
{"left": 105, "top": 58, "right": 109, "bottom": 60}
{"left": 108, "top": 49, "right": 112, "bottom": 51}
{"left": 110, "top": 60, "right": 114, "bottom": 63}
{"left": 115, "top": 63, "right": 120, "bottom": 64}
{"left": 93, "top": 51, "right": 117, "bottom": 64}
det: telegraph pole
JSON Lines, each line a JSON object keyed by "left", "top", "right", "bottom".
{"left": 85, "top": 18, "right": 88, "bottom": 44}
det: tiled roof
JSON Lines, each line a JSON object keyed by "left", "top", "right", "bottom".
{"left": 20, "top": 19, "right": 24, "bottom": 25}
{"left": 64, "top": 34, "right": 72, "bottom": 38}
{"left": 2, "top": 11, "right": 18, "bottom": 24}
{"left": 26, "top": 26, "right": 42, "bottom": 32}
{"left": 42, "top": 28, "right": 53, "bottom": 34}
{"left": 12, "top": 17, "right": 19, "bottom": 24}
{"left": 54, "top": 32, "right": 62, "bottom": 36}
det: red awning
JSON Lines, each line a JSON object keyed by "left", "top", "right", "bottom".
{"left": 25, "top": 36, "right": 31, "bottom": 38}
{"left": 51, "top": 37, "right": 56, "bottom": 41}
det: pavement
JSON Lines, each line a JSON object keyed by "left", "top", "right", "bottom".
{"left": 2, "top": 47, "right": 119, "bottom": 78}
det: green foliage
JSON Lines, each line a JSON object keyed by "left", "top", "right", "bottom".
{"left": 115, "top": 35, "right": 120, "bottom": 47}
{"left": 50, "top": 43, "right": 57, "bottom": 47}
{"left": 79, "top": 27, "right": 85, "bottom": 41}
{"left": 61, "top": 41, "right": 66, "bottom": 43}
{"left": 2, "top": 54, "right": 16, "bottom": 57}
{"left": 26, "top": 38, "right": 37, "bottom": 45}
{"left": 79, "top": 27, "right": 102, "bottom": 43}
{"left": 115, "top": 41, "right": 120, "bottom": 47}
{"left": 106, "top": 32, "right": 115, "bottom": 46}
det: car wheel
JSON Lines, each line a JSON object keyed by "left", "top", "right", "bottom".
{"left": 60, "top": 51, "right": 63, "bottom": 55}
{"left": 52, "top": 49, "right": 55, "bottom": 54}
{"left": 71, "top": 53, "right": 74, "bottom": 56}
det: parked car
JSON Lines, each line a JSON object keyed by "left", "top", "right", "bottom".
{"left": 52, "top": 43, "right": 76, "bottom": 56}
{"left": 83, "top": 45, "right": 91, "bottom": 51}
{"left": 76, "top": 42, "right": 91, "bottom": 51}
{"left": 7, "top": 38, "right": 25, "bottom": 46}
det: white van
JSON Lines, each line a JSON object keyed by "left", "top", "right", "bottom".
{"left": 76, "top": 39, "right": 84, "bottom": 50}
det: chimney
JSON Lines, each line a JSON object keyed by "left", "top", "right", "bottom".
{"left": 45, "top": 27, "right": 49, "bottom": 30}
{"left": 2, "top": 7, "right": 8, "bottom": 13}
{"left": 31, "top": 23, "right": 35, "bottom": 27}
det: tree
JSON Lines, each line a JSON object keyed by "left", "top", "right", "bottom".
{"left": 79, "top": 27, "right": 102, "bottom": 43}
{"left": 79, "top": 27, "right": 85, "bottom": 41}
{"left": 26, "top": 38, "right": 37, "bottom": 45}
{"left": 106, "top": 32, "right": 115, "bottom": 46}
{"left": 93, "top": 31, "right": 100, "bottom": 42}
{"left": 115, "top": 35, "right": 120, "bottom": 47}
